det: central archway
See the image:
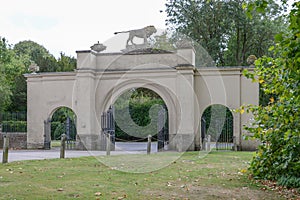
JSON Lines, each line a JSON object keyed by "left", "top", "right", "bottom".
{"left": 97, "top": 79, "right": 180, "bottom": 151}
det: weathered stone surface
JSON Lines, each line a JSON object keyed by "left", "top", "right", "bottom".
{"left": 0, "top": 132, "right": 27, "bottom": 149}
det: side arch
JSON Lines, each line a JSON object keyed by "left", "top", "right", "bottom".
{"left": 44, "top": 106, "right": 77, "bottom": 149}
{"left": 201, "top": 104, "right": 234, "bottom": 150}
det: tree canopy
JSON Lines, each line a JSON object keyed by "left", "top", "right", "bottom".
{"left": 0, "top": 38, "right": 77, "bottom": 112}
{"left": 0, "top": 38, "right": 29, "bottom": 112}
{"left": 165, "top": 0, "right": 286, "bottom": 66}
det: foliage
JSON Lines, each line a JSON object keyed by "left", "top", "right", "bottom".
{"left": 7, "top": 75, "right": 27, "bottom": 111}
{"left": 56, "top": 52, "right": 77, "bottom": 72}
{"left": 165, "top": 0, "right": 286, "bottom": 66}
{"left": 277, "top": 175, "right": 300, "bottom": 189}
{"left": 0, "top": 112, "right": 27, "bottom": 132}
{"left": 13, "top": 40, "right": 58, "bottom": 72}
{"left": 242, "top": 1, "right": 300, "bottom": 188}
{"left": 51, "top": 107, "right": 77, "bottom": 140}
{"left": 114, "top": 88, "right": 166, "bottom": 141}
{"left": 0, "top": 75, "right": 11, "bottom": 112}
{"left": 0, "top": 38, "right": 29, "bottom": 112}
{"left": 150, "top": 31, "right": 176, "bottom": 51}
{"left": 0, "top": 38, "right": 77, "bottom": 112}
{"left": 51, "top": 107, "right": 76, "bottom": 123}
{"left": 1, "top": 120, "right": 27, "bottom": 132}
{"left": 13, "top": 40, "right": 77, "bottom": 73}
{"left": 50, "top": 121, "right": 76, "bottom": 140}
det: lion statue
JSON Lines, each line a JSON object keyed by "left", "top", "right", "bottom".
{"left": 114, "top": 25, "right": 157, "bottom": 47}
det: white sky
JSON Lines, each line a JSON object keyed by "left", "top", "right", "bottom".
{"left": 0, "top": 0, "right": 168, "bottom": 58}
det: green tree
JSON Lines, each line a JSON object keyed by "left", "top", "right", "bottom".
{"left": 165, "top": 0, "right": 285, "bottom": 66}
{"left": 150, "top": 31, "right": 176, "bottom": 51}
{"left": 7, "top": 75, "right": 27, "bottom": 111}
{"left": 10, "top": 40, "right": 77, "bottom": 111}
{"left": 13, "top": 40, "right": 58, "bottom": 72}
{"left": 0, "top": 75, "right": 11, "bottom": 112}
{"left": 0, "top": 37, "right": 28, "bottom": 112}
{"left": 224, "top": 1, "right": 285, "bottom": 66}
{"left": 57, "top": 52, "right": 76, "bottom": 72}
{"left": 242, "top": 1, "right": 300, "bottom": 188}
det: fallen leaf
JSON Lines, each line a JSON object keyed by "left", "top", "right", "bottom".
{"left": 95, "top": 192, "right": 102, "bottom": 196}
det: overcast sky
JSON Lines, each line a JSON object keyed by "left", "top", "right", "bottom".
{"left": 0, "top": 0, "right": 167, "bottom": 58}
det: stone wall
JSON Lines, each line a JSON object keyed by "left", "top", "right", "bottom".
{"left": 0, "top": 132, "right": 27, "bottom": 149}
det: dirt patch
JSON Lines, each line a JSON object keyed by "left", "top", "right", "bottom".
{"left": 142, "top": 183, "right": 285, "bottom": 200}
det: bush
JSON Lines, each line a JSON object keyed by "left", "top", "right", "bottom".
{"left": 242, "top": 2, "right": 300, "bottom": 189}
{"left": 114, "top": 88, "right": 167, "bottom": 141}
{"left": 277, "top": 176, "right": 300, "bottom": 189}
{"left": 1, "top": 121, "right": 27, "bottom": 132}
{"left": 51, "top": 121, "right": 76, "bottom": 140}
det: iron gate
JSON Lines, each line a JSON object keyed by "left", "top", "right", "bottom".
{"left": 201, "top": 117, "right": 233, "bottom": 151}
{"left": 101, "top": 106, "right": 115, "bottom": 150}
{"left": 44, "top": 116, "right": 77, "bottom": 150}
{"left": 157, "top": 105, "right": 168, "bottom": 151}
{"left": 65, "top": 117, "right": 77, "bottom": 149}
{"left": 215, "top": 117, "right": 233, "bottom": 150}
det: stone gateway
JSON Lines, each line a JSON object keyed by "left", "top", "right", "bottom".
{"left": 25, "top": 44, "right": 258, "bottom": 151}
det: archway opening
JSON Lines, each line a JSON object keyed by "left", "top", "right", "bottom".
{"left": 201, "top": 104, "right": 233, "bottom": 150}
{"left": 113, "top": 87, "right": 169, "bottom": 152}
{"left": 50, "top": 107, "right": 77, "bottom": 149}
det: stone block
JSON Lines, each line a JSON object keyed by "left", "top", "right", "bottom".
{"left": 0, "top": 132, "right": 27, "bottom": 149}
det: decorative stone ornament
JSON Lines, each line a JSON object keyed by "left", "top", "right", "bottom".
{"left": 90, "top": 41, "right": 106, "bottom": 53}
{"left": 114, "top": 25, "right": 157, "bottom": 51}
{"left": 247, "top": 55, "right": 257, "bottom": 66}
{"left": 28, "top": 63, "right": 39, "bottom": 74}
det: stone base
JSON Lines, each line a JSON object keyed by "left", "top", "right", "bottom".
{"left": 169, "top": 133, "right": 194, "bottom": 152}
{"left": 0, "top": 132, "right": 27, "bottom": 149}
{"left": 27, "top": 142, "right": 44, "bottom": 149}
{"left": 76, "top": 134, "right": 115, "bottom": 151}
{"left": 121, "top": 44, "right": 149, "bottom": 53}
{"left": 241, "top": 138, "right": 260, "bottom": 151}
{"left": 76, "top": 134, "right": 101, "bottom": 150}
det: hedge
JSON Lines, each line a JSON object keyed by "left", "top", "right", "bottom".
{"left": 1, "top": 121, "right": 27, "bottom": 132}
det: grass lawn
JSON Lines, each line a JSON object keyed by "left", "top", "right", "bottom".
{"left": 51, "top": 140, "right": 61, "bottom": 148}
{"left": 0, "top": 151, "right": 286, "bottom": 200}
